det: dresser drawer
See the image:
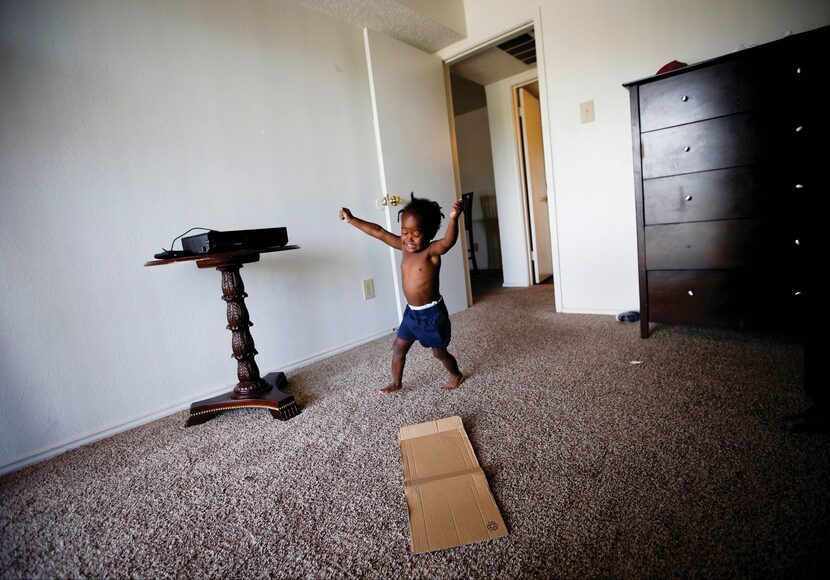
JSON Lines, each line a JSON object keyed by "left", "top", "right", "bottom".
{"left": 765, "top": 220, "right": 808, "bottom": 269}
{"left": 641, "top": 114, "right": 762, "bottom": 179}
{"left": 643, "top": 166, "right": 768, "bottom": 225}
{"left": 648, "top": 269, "right": 801, "bottom": 329}
{"left": 647, "top": 270, "right": 753, "bottom": 326}
{"left": 639, "top": 61, "right": 740, "bottom": 132}
{"left": 645, "top": 219, "right": 770, "bottom": 270}
{"left": 740, "top": 39, "right": 821, "bottom": 111}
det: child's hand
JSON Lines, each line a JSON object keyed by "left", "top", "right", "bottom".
{"left": 340, "top": 208, "right": 353, "bottom": 223}
{"left": 449, "top": 199, "right": 464, "bottom": 220}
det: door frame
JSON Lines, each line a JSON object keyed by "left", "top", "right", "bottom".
{"left": 440, "top": 9, "right": 563, "bottom": 310}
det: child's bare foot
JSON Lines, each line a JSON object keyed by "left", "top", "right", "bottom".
{"left": 443, "top": 373, "right": 465, "bottom": 390}
{"left": 379, "top": 383, "right": 402, "bottom": 395}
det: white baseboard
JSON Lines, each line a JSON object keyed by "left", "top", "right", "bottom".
{"left": 560, "top": 307, "right": 624, "bottom": 315}
{"left": 0, "top": 329, "right": 395, "bottom": 477}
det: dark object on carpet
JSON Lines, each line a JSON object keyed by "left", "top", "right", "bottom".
{"left": 782, "top": 405, "right": 830, "bottom": 433}
{"left": 616, "top": 310, "right": 640, "bottom": 324}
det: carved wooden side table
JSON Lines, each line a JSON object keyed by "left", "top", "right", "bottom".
{"left": 145, "top": 245, "right": 301, "bottom": 426}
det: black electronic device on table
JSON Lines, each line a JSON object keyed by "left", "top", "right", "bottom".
{"left": 182, "top": 227, "right": 288, "bottom": 255}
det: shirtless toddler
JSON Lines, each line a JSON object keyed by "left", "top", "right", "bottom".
{"left": 340, "top": 195, "right": 465, "bottom": 394}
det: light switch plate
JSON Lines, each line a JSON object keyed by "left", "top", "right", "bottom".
{"left": 362, "top": 278, "right": 375, "bottom": 300}
{"left": 580, "top": 100, "right": 595, "bottom": 123}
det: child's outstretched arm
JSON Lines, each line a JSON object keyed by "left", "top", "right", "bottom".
{"left": 340, "top": 207, "right": 400, "bottom": 249}
{"left": 429, "top": 199, "right": 464, "bottom": 255}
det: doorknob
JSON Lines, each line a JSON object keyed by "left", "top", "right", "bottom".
{"left": 376, "top": 194, "right": 403, "bottom": 209}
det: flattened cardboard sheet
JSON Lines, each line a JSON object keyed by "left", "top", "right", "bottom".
{"left": 399, "top": 416, "right": 507, "bottom": 553}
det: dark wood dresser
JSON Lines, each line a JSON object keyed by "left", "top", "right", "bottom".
{"left": 624, "top": 26, "right": 827, "bottom": 340}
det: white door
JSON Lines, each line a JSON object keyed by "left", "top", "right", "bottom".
{"left": 519, "top": 87, "right": 553, "bottom": 283}
{"left": 364, "top": 29, "right": 466, "bottom": 317}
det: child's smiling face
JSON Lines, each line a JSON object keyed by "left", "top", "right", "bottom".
{"left": 401, "top": 213, "right": 428, "bottom": 252}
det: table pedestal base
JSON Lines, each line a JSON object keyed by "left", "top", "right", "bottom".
{"left": 186, "top": 372, "right": 300, "bottom": 427}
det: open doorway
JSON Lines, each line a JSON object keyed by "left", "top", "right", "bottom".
{"left": 447, "top": 29, "right": 554, "bottom": 302}
{"left": 449, "top": 73, "right": 502, "bottom": 299}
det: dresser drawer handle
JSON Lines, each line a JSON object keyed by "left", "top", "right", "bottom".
{"left": 687, "top": 290, "right": 695, "bottom": 297}
{"left": 685, "top": 195, "right": 693, "bottom": 202}
{"left": 683, "top": 146, "right": 691, "bottom": 152}
{"left": 681, "top": 95, "right": 689, "bottom": 102}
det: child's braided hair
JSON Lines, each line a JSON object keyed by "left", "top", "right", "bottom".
{"left": 398, "top": 193, "right": 444, "bottom": 241}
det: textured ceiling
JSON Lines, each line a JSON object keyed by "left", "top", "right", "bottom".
{"left": 450, "top": 49, "right": 535, "bottom": 86}
{"left": 292, "top": 0, "right": 465, "bottom": 53}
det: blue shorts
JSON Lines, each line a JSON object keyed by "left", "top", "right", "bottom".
{"left": 396, "top": 299, "right": 451, "bottom": 349}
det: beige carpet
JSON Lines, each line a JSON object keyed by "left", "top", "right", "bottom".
{"left": 1, "top": 284, "right": 827, "bottom": 578}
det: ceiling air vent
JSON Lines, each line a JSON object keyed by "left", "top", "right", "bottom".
{"left": 497, "top": 33, "right": 536, "bottom": 65}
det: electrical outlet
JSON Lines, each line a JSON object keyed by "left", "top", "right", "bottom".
{"left": 580, "top": 100, "right": 595, "bottom": 123}
{"left": 362, "top": 278, "right": 375, "bottom": 300}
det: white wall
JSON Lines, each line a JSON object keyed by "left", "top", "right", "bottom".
{"left": 454, "top": 107, "right": 499, "bottom": 270}
{"left": 443, "top": 0, "right": 830, "bottom": 313}
{"left": 0, "top": 0, "right": 400, "bottom": 472}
